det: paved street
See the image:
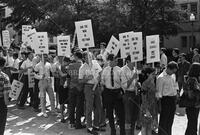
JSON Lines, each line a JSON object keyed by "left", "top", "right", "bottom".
{"left": 4, "top": 101, "right": 195, "bottom": 135}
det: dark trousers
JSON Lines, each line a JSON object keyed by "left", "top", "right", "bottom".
{"left": 32, "top": 79, "right": 40, "bottom": 109}
{"left": 158, "top": 96, "right": 176, "bottom": 135}
{"left": 104, "top": 88, "right": 125, "bottom": 135}
{"left": 0, "top": 98, "right": 7, "bottom": 135}
{"left": 11, "top": 73, "right": 19, "bottom": 83}
{"left": 123, "top": 91, "right": 140, "bottom": 135}
{"left": 185, "top": 107, "right": 199, "bottom": 135}
{"left": 68, "top": 87, "right": 84, "bottom": 126}
{"left": 18, "top": 75, "right": 33, "bottom": 107}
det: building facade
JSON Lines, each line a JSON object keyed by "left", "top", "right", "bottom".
{"left": 164, "top": 0, "right": 200, "bottom": 52}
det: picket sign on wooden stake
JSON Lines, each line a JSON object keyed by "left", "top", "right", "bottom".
{"left": 72, "top": 30, "right": 77, "bottom": 49}
{"left": 9, "top": 74, "right": 24, "bottom": 100}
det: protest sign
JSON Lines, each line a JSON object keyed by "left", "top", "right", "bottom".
{"left": 57, "top": 35, "right": 71, "bottom": 56}
{"left": 35, "top": 32, "right": 49, "bottom": 54}
{"left": 119, "top": 31, "right": 134, "bottom": 58}
{"left": 22, "top": 25, "right": 32, "bottom": 43}
{"left": 27, "top": 28, "right": 37, "bottom": 50}
{"left": 130, "top": 32, "right": 143, "bottom": 62}
{"left": 2, "top": 30, "right": 11, "bottom": 48}
{"left": 105, "top": 36, "right": 120, "bottom": 56}
{"left": 0, "top": 36, "right": 2, "bottom": 46}
{"left": 146, "top": 35, "right": 160, "bottom": 63}
{"left": 75, "top": 20, "right": 95, "bottom": 48}
{"left": 28, "top": 69, "right": 35, "bottom": 88}
{"left": 9, "top": 80, "right": 24, "bottom": 100}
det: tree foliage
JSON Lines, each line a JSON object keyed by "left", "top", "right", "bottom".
{"left": 0, "top": 0, "right": 183, "bottom": 45}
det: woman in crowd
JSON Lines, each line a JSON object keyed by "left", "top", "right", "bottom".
{"left": 183, "top": 63, "right": 200, "bottom": 135}
{"left": 57, "top": 56, "right": 71, "bottom": 123}
{"left": 140, "top": 67, "right": 158, "bottom": 135}
{"left": 52, "top": 56, "right": 61, "bottom": 110}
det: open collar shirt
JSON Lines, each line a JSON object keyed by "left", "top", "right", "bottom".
{"left": 156, "top": 70, "right": 178, "bottom": 98}
{"left": 121, "top": 65, "right": 137, "bottom": 91}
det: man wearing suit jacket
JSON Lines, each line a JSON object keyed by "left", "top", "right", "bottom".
{"left": 177, "top": 53, "right": 191, "bottom": 93}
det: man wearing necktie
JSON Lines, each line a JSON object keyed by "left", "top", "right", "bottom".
{"left": 101, "top": 54, "right": 125, "bottom": 135}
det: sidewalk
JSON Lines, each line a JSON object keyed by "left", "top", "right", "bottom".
{"left": 5, "top": 102, "right": 190, "bottom": 135}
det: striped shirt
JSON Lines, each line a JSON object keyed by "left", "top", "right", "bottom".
{"left": 0, "top": 71, "right": 11, "bottom": 98}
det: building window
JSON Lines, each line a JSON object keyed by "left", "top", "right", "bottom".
{"left": 190, "top": 2, "right": 198, "bottom": 20}
{"left": 0, "top": 8, "right": 5, "bottom": 20}
{"left": 181, "top": 36, "right": 187, "bottom": 48}
{"left": 179, "top": 2, "right": 198, "bottom": 21}
{"left": 189, "top": 36, "right": 196, "bottom": 47}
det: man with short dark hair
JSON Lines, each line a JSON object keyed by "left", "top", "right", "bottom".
{"left": 156, "top": 61, "right": 179, "bottom": 135}
{"left": 177, "top": 53, "right": 191, "bottom": 92}
{"left": 34, "top": 54, "right": 56, "bottom": 117}
{"left": 68, "top": 51, "right": 85, "bottom": 129}
{"left": 17, "top": 50, "right": 34, "bottom": 109}
{"left": 192, "top": 48, "right": 200, "bottom": 63}
{"left": 79, "top": 51, "right": 103, "bottom": 135}
{"left": 121, "top": 55, "right": 138, "bottom": 135}
{"left": 101, "top": 54, "right": 125, "bottom": 135}
{"left": 171, "top": 48, "right": 180, "bottom": 62}
{"left": 0, "top": 57, "right": 11, "bottom": 135}
{"left": 160, "top": 48, "right": 168, "bottom": 69}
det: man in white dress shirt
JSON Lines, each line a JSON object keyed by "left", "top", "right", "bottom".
{"left": 17, "top": 50, "right": 34, "bottom": 109}
{"left": 156, "top": 61, "right": 179, "bottom": 135}
{"left": 79, "top": 52, "right": 103, "bottom": 134}
{"left": 121, "top": 55, "right": 139, "bottom": 135}
{"left": 35, "top": 54, "right": 56, "bottom": 117}
{"left": 101, "top": 54, "right": 125, "bottom": 135}
{"left": 10, "top": 52, "right": 20, "bottom": 82}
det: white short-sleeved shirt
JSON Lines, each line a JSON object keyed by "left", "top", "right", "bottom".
{"left": 121, "top": 65, "right": 137, "bottom": 91}
{"left": 20, "top": 58, "right": 33, "bottom": 75}
{"left": 34, "top": 61, "right": 52, "bottom": 80}
{"left": 156, "top": 70, "right": 178, "bottom": 98}
{"left": 101, "top": 66, "right": 121, "bottom": 89}
{"left": 79, "top": 60, "right": 102, "bottom": 84}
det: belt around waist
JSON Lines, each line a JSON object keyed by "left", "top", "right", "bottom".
{"left": 125, "top": 90, "right": 136, "bottom": 93}
{"left": 105, "top": 88, "right": 121, "bottom": 92}
{"left": 40, "top": 78, "right": 51, "bottom": 81}
{"left": 162, "top": 96, "right": 177, "bottom": 99}
{"left": 85, "top": 83, "right": 95, "bottom": 86}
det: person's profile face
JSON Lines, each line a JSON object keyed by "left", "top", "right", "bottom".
{"left": 110, "top": 59, "right": 117, "bottom": 67}
{"left": 28, "top": 53, "right": 34, "bottom": 60}
{"left": 172, "top": 68, "right": 177, "bottom": 74}
{"left": 194, "top": 50, "right": 198, "bottom": 55}
{"left": 43, "top": 55, "right": 48, "bottom": 61}
{"left": 172, "top": 50, "right": 177, "bottom": 57}
{"left": 100, "top": 45, "right": 105, "bottom": 50}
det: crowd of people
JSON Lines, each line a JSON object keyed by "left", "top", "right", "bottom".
{"left": 1, "top": 42, "right": 200, "bottom": 135}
